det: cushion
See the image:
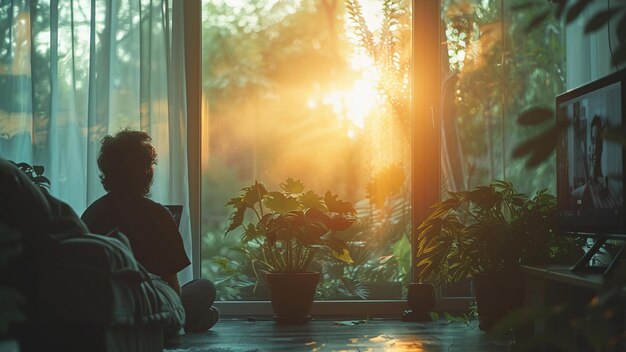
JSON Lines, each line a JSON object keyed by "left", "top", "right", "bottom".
{"left": 0, "top": 157, "right": 88, "bottom": 238}
{"left": 36, "top": 231, "right": 185, "bottom": 329}
{"left": 0, "top": 158, "right": 51, "bottom": 235}
{"left": 0, "top": 158, "right": 184, "bottom": 331}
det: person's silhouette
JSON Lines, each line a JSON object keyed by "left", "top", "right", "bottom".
{"left": 81, "top": 129, "right": 219, "bottom": 333}
{"left": 590, "top": 114, "right": 604, "bottom": 183}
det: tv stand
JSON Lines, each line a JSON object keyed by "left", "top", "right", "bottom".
{"left": 571, "top": 235, "right": 625, "bottom": 277}
{"left": 520, "top": 264, "right": 624, "bottom": 351}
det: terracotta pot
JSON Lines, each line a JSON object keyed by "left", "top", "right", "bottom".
{"left": 473, "top": 271, "right": 523, "bottom": 331}
{"left": 266, "top": 272, "right": 320, "bottom": 324}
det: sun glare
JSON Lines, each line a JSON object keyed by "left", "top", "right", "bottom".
{"left": 313, "top": 52, "right": 381, "bottom": 139}
{"left": 301, "top": 0, "right": 389, "bottom": 139}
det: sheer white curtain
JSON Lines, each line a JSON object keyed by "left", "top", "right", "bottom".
{"left": 0, "top": 0, "right": 192, "bottom": 282}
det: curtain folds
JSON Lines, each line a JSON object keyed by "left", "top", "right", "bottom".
{"left": 0, "top": 0, "right": 192, "bottom": 283}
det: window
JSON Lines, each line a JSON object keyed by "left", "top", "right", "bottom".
{"left": 1, "top": 1, "right": 193, "bottom": 281}
{"left": 438, "top": 0, "right": 567, "bottom": 298}
{"left": 441, "top": 0, "right": 566, "bottom": 196}
{"left": 200, "top": 0, "right": 413, "bottom": 301}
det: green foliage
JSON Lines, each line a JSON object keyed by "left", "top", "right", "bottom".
{"left": 345, "top": 0, "right": 412, "bottom": 141}
{"left": 225, "top": 178, "right": 358, "bottom": 273}
{"left": 209, "top": 254, "right": 264, "bottom": 300}
{"left": 10, "top": 161, "right": 50, "bottom": 189}
{"left": 416, "top": 180, "right": 579, "bottom": 286}
{"left": 202, "top": 0, "right": 351, "bottom": 113}
{"left": 430, "top": 301, "right": 478, "bottom": 327}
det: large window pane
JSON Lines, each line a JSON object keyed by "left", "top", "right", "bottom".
{"left": 439, "top": 0, "right": 566, "bottom": 297}
{"left": 0, "top": 0, "right": 180, "bottom": 213}
{"left": 201, "top": 0, "right": 412, "bottom": 301}
{"left": 441, "top": 0, "right": 565, "bottom": 196}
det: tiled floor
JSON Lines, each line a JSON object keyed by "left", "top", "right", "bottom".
{"left": 167, "top": 318, "right": 514, "bottom": 352}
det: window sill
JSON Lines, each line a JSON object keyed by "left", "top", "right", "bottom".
{"left": 214, "top": 297, "right": 472, "bottom": 317}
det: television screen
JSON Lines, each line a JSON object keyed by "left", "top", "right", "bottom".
{"left": 556, "top": 70, "right": 626, "bottom": 236}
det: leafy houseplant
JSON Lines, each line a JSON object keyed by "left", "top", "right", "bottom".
{"left": 10, "top": 161, "right": 50, "bottom": 189}
{"left": 415, "top": 180, "right": 578, "bottom": 330}
{"left": 225, "top": 178, "right": 357, "bottom": 322}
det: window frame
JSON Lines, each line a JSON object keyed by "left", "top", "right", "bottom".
{"left": 183, "top": 0, "right": 469, "bottom": 314}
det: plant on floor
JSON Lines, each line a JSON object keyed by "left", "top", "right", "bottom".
{"left": 225, "top": 178, "right": 357, "bottom": 273}
{"left": 225, "top": 178, "right": 359, "bottom": 322}
{"left": 430, "top": 301, "right": 479, "bottom": 327}
{"left": 415, "top": 180, "right": 580, "bottom": 330}
{"left": 416, "top": 180, "right": 576, "bottom": 285}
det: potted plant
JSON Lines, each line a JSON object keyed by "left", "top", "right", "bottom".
{"left": 415, "top": 180, "right": 578, "bottom": 330}
{"left": 225, "top": 178, "right": 357, "bottom": 323}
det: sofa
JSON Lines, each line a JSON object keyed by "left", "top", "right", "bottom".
{"left": 0, "top": 158, "right": 185, "bottom": 352}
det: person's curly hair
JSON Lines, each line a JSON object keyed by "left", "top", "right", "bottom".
{"left": 98, "top": 129, "right": 157, "bottom": 196}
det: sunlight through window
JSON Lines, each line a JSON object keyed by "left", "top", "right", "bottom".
{"left": 201, "top": 0, "right": 412, "bottom": 301}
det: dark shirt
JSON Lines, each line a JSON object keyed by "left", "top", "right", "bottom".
{"left": 81, "top": 192, "right": 190, "bottom": 278}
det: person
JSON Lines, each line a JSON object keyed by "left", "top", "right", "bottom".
{"left": 81, "top": 129, "right": 219, "bottom": 333}
{"left": 569, "top": 113, "right": 620, "bottom": 210}
{"left": 589, "top": 114, "right": 604, "bottom": 183}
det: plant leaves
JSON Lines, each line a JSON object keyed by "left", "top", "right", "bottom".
{"left": 304, "top": 207, "right": 331, "bottom": 224}
{"left": 517, "top": 107, "right": 553, "bottom": 126}
{"left": 265, "top": 192, "right": 300, "bottom": 214}
{"left": 33, "top": 165, "right": 44, "bottom": 175}
{"left": 242, "top": 223, "right": 264, "bottom": 243}
{"left": 298, "top": 221, "right": 328, "bottom": 245}
{"left": 525, "top": 10, "right": 550, "bottom": 34}
{"left": 33, "top": 176, "right": 50, "bottom": 188}
{"left": 554, "top": 0, "right": 567, "bottom": 18}
{"left": 243, "top": 181, "right": 268, "bottom": 207}
{"left": 429, "top": 312, "right": 439, "bottom": 322}
{"left": 331, "top": 248, "right": 354, "bottom": 264}
{"left": 225, "top": 205, "right": 246, "bottom": 235}
{"left": 327, "top": 213, "right": 356, "bottom": 231}
{"left": 584, "top": 8, "right": 620, "bottom": 33}
{"left": 280, "top": 177, "right": 305, "bottom": 193}
{"left": 511, "top": 2, "right": 534, "bottom": 11}
{"left": 566, "top": 0, "right": 593, "bottom": 24}
{"left": 512, "top": 125, "right": 559, "bottom": 167}
{"left": 300, "top": 190, "right": 325, "bottom": 210}
{"left": 324, "top": 191, "right": 356, "bottom": 214}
